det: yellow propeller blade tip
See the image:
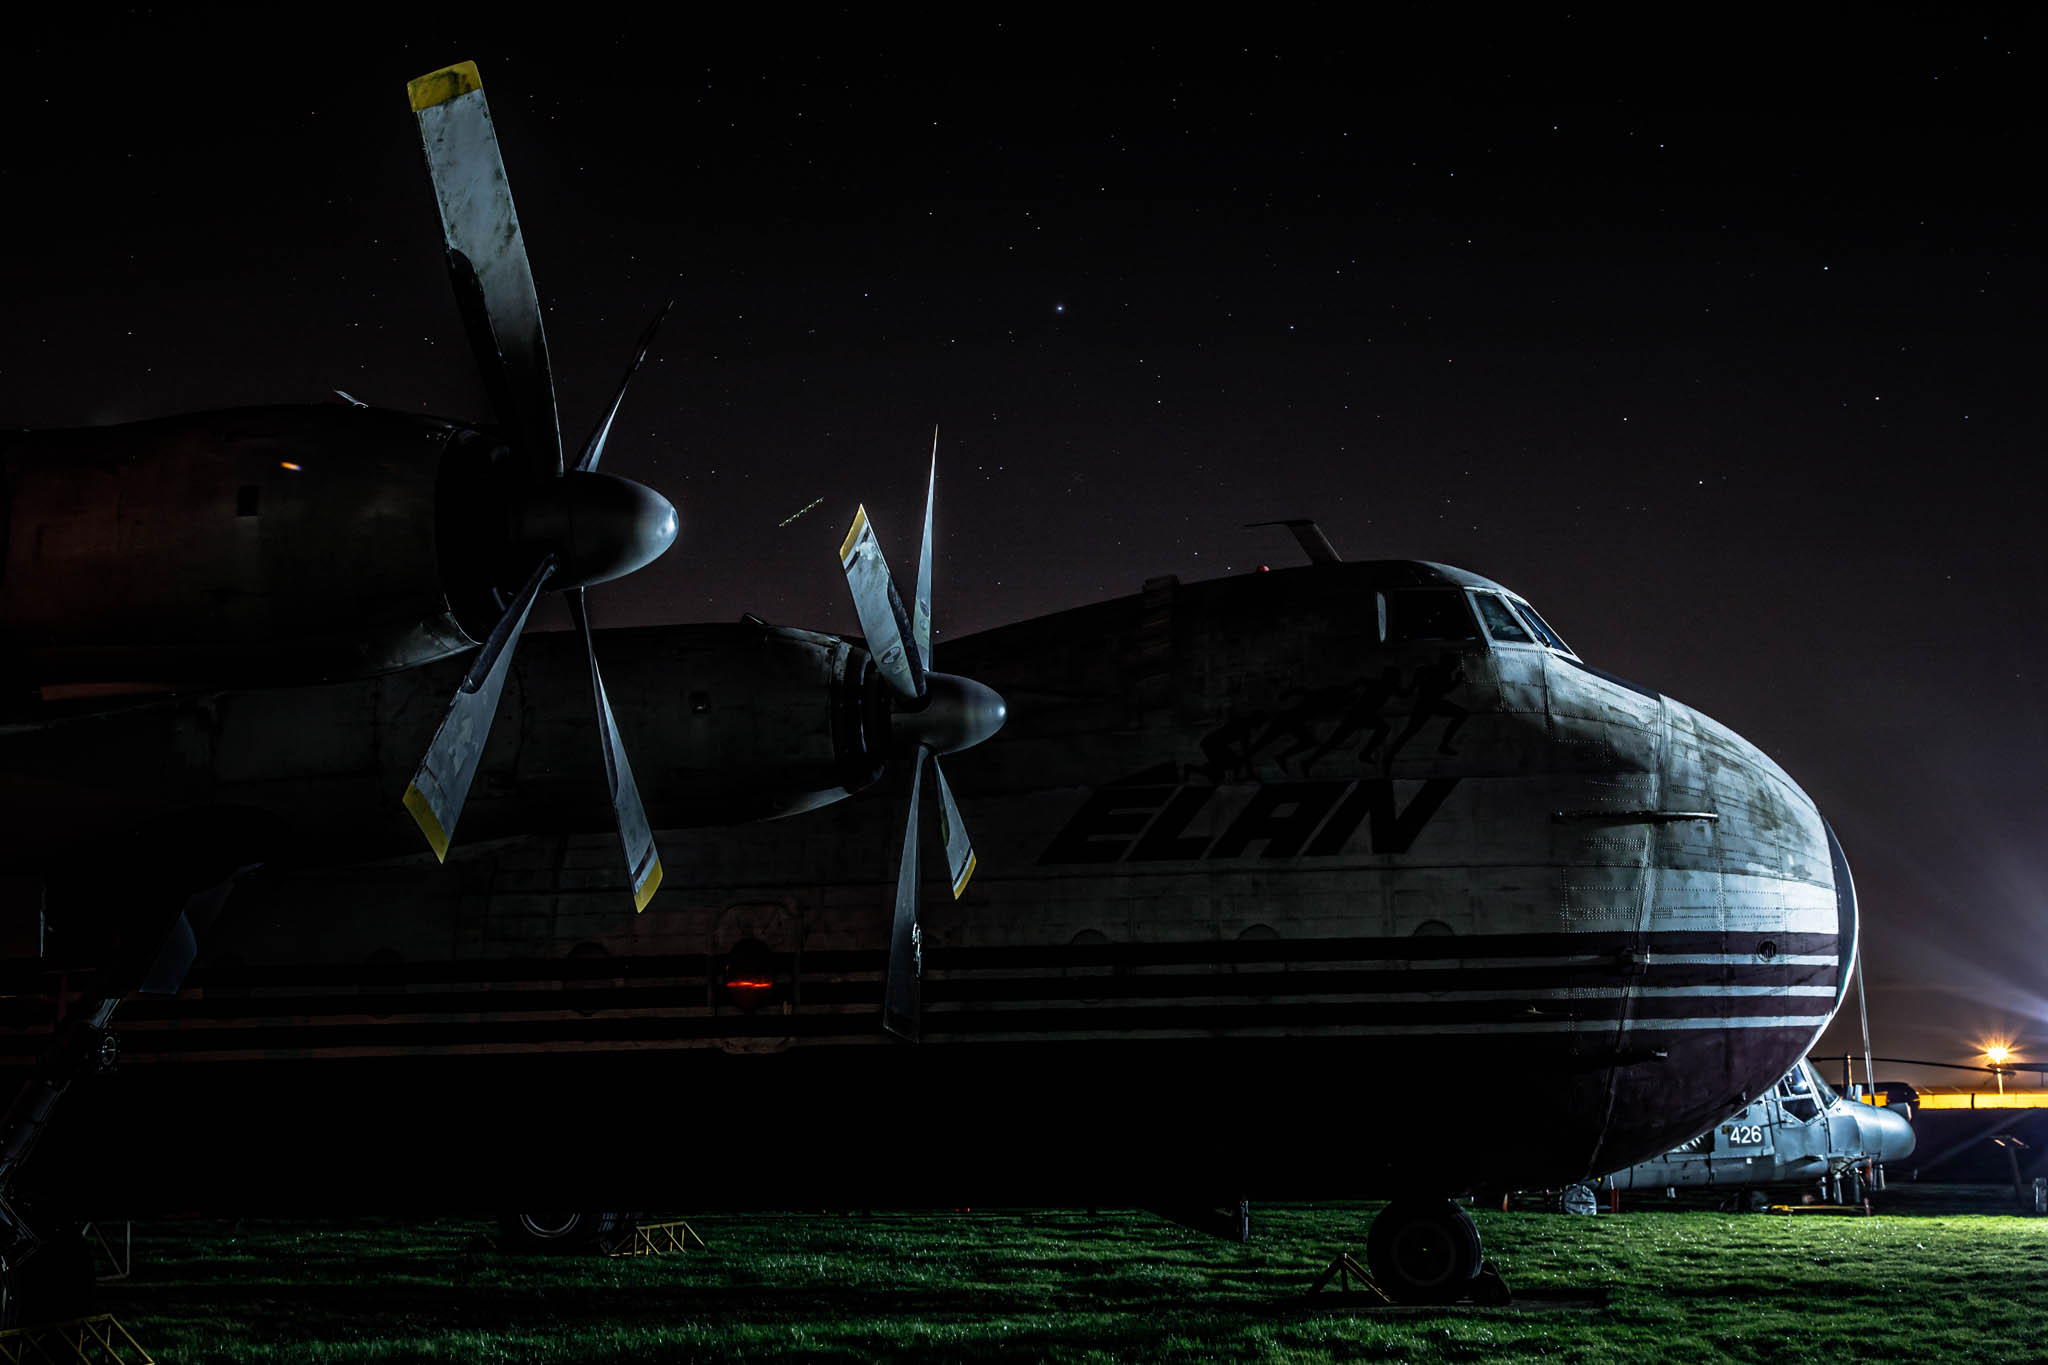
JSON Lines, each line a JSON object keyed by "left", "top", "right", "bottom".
{"left": 402, "top": 784, "right": 451, "bottom": 862}
{"left": 839, "top": 505, "right": 870, "bottom": 563}
{"left": 952, "top": 852, "right": 978, "bottom": 899}
{"left": 633, "top": 859, "right": 664, "bottom": 913}
{"left": 408, "top": 61, "right": 482, "bottom": 112}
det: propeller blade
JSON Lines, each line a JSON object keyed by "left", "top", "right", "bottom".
{"left": 402, "top": 555, "right": 556, "bottom": 860}
{"left": 575, "top": 299, "right": 676, "bottom": 475}
{"left": 913, "top": 429, "right": 936, "bottom": 669}
{"left": 409, "top": 61, "right": 564, "bottom": 476}
{"left": 567, "top": 588, "right": 664, "bottom": 911}
{"left": 839, "top": 505, "right": 926, "bottom": 701}
{"left": 883, "top": 748, "right": 928, "bottom": 1041}
{"left": 930, "top": 754, "right": 977, "bottom": 898}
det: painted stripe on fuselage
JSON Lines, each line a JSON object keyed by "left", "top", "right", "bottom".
{"left": 7, "top": 928, "right": 1838, "bottom": 1063}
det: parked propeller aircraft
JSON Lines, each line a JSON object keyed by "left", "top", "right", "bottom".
{"left": 0, "top": 58, "right": 1856, "bottom": 1312}
{"left": 3, "top": 540, "right": 1853, "bottom": 1303}
{"left": 1596, "top": 1057, "right": 1914, "bottom": 1208}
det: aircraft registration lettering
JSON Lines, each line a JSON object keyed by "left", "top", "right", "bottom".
{"left": 1039, "top": 777, "right": 1460, "bottom": 865}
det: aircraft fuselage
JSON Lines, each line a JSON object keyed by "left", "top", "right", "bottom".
{"left": 3, "top": 561, "right": 1852, "bottom": 1211}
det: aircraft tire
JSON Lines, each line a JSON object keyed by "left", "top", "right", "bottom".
{"left": 1365, "top": 1198, "right": 1482, "bottom": 1304}
{"left": 497, "top": 1211, "right": 637, "bottom": 1254}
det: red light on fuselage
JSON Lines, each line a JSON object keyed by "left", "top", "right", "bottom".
{"left": 725, "top": 979, "right": 774, "bottom": 990}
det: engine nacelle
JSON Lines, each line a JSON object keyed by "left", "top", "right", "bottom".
{"left": 2, "top": 406, "right": 481, "bottom": 695}
{"left": 609, "top": 620, "right": 890, "bottom": 830}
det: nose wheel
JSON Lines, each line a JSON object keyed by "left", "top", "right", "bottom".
{"left": 1364, "top": 1198, "right": 1492, "bottom": 1304}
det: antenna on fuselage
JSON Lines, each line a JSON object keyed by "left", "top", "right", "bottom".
{"left": 1245, "top": 519, "right": 1342, "bottom": 565}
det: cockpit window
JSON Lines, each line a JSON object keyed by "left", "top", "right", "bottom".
{"left": 1777, "top": 1066, "right": 1820, "bottom": 1123}
{"left": 1471, "top": 592, "right": 1535, "bottom": 644}
{"left": 1383, "top": 589, "right": 1479, "bottom": 643}
{"left": 1808, "top": 1066, "right": 1839, "bottom": 1106}
{"left": 1511, "top": 599, "right": 1574, "bottom": 656}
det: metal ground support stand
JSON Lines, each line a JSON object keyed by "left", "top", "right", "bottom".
{"left": 1306, "top": 1253, "right": 1391, "bottom": 1303}
{"left": 1306, "top": 1253, "right": 1512, "bottom": 1307}
{"left": 607, "top": 1220, "right": 707, "bottom": 1257}
{"left": 81, "top": 1226, "right": 130, "bottom": 1283}
{"left": 1993, "top": 1136, "right": 2032, "bottom": 1211}
{"left": 0, "top": 1313, "right": 155, "bottom": 1363}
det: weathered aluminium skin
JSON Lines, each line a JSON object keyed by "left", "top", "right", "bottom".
{"left": 2, "top": 561, "right": 1852, "bottom": 1212}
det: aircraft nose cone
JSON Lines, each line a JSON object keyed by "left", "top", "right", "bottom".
{"left": 891, "top": 672, "right": 1007, "bottom": 755}
{"left": 517, "top": 470, "right": 679, "bottom": 589}
{"left": 1823, "top": 817, "right": 1860, "bottom": 1013}
{"left": 1857, "top": 1101, "right": 1917, "bottom": 1163}
{"left": 1622, "top": 697, "right": 1850, "bottom": 1166}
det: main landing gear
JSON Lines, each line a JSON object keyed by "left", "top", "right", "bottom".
{"left": 496, "top": 1212, "right": 639, "bottom": 1254}
{"left": 1361, "top": 1198, "right": 1510, "bottom": 1305}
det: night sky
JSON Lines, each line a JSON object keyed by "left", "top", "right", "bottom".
{"left": 4, "top": 16, "right": 2041, "bottom": 1089}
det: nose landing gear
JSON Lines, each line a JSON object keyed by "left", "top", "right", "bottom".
{"left": 1357, "top": 1198, "right": 1510, "bottom": 1306}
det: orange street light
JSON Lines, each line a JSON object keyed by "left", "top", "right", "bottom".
{"left": 1987, "top": 1044, "right": 2014, "bottom": 1095}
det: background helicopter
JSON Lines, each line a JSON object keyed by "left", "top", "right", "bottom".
{"left": 1594, "top": 1056, "right": 1915, "bottom": 1209}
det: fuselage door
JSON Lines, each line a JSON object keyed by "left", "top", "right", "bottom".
{"left": 1715, "top": 1097, "right": 1776, "bottom": 1158}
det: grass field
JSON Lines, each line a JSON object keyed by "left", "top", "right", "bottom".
{"left": 70, "top": 1193, "right": 2048, "bottom": 1363}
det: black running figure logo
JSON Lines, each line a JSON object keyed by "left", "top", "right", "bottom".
{"left": 1188, "top": 653, "right": 1472, "bottom": 782}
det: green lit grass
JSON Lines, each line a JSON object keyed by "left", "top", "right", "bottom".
{"left": 86, "top": 1197, "right": 2048, "bottom": 1363}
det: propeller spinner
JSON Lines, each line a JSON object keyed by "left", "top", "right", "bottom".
{"left": 400, "top": 62, "right": 676, "bottom": 911}
{"left": 838, "top": 435, "right": 1007, "bottom": 1039}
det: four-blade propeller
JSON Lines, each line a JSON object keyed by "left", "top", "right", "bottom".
{"left": 837, "top": 434, "right": 1008, "bottom": 1039}
{"left": 400, "top": 62, "right": 675, "bottom": 911}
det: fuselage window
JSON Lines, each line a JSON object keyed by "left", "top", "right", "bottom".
{"left": 1471, "top": 592, "right": 1535, "bottom": 644}
{"left": 1511, "top": 599, "right": 1574, "bottom": 656}
{"left": 1383, "top": 589, "right": 1479, "bottom": 643}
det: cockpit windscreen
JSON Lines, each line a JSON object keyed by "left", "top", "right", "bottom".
{"left": 1510, "top": 599, "right": 1574, "bottom": 656}
{"left": 1472, "top": 593, "right": 1534, "bottom": 644}
{"left": 1384, "top": 589, "right": 1479, "bottom": 643}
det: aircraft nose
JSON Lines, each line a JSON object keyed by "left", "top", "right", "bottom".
{"left": 1856, "top": 1100, "right": 1917, "bottom": 1163}
{"left": 1660, "top": 698, "right": 1847, "bottom": 1018}
{"left": 1614, "top": 697, "right": 1849, "bottom": 1161}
